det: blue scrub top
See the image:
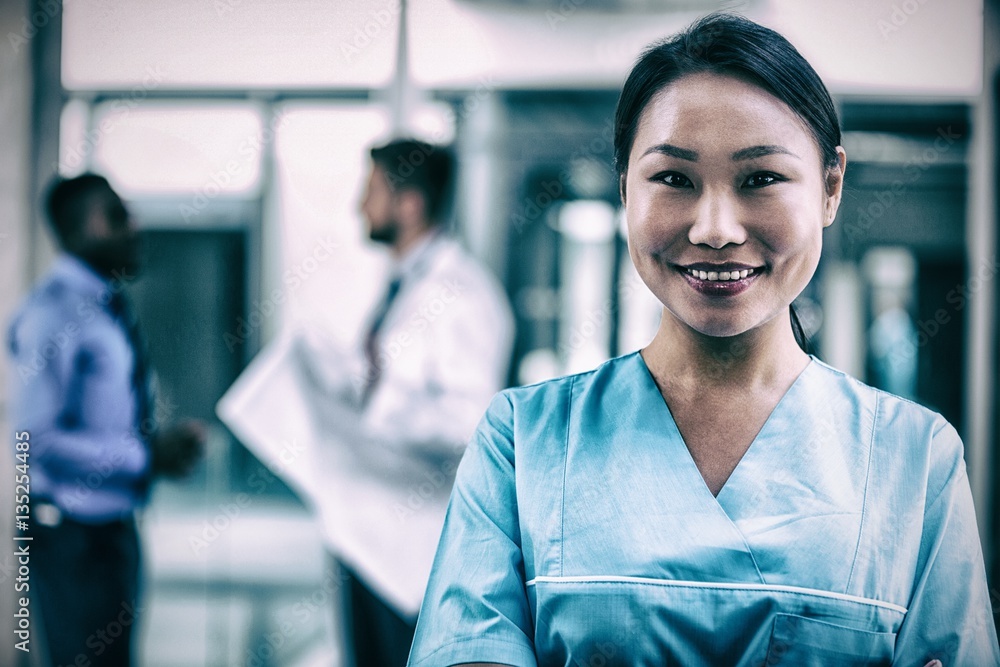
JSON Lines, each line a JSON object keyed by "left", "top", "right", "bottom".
{"left": 408, "top": 352, "right": 1000, "bottom": 666}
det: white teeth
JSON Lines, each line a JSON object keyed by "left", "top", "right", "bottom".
{"left": 687, "top": 267, "right": 755, "bottom": 282}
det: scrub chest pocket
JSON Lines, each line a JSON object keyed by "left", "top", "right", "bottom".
{"left": 764, "top": 613, "right": 895, "bottom": 666}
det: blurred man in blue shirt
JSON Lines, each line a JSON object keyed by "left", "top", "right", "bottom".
{"left": 7, "top": 174, "right": 204, "bottom": 666}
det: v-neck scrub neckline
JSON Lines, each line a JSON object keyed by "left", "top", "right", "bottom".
{"left": 633, "top": 351, "right": 816, "bottom": 507}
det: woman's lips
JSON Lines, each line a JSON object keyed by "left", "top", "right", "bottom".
{"left": 678, "top": 264, "right": 762, "bottom": 297}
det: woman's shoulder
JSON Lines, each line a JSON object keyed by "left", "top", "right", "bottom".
{"left": 806, "top": 356, "right": 961, "bottom": 474}
{"left": 808, "top": 356, "right": 949, "bottom": 428}
{"left": 498, "top": 351, "right": 642, "bottom": 407}
{"left": 478, "top": 353, "right": 642, "bottom": 444}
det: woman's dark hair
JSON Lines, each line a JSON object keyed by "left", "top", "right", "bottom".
{"left": 614, "top": 13, "right": 841, "bottom": 186}
{"left": 614, "top": 13, "right": 839, "bottom": 352}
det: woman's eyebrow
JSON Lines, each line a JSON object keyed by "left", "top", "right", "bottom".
{"left": 640, "top": 144, "right": 800, "bottom": 162}
{"left": 731, "top": 145, "right": 799, "bottom": 161}
{"left": 641, "top": 143, "right": 699, "bottom": 161}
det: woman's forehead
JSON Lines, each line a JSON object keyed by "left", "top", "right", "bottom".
{"left": 632, "top": 72, "right": 817, "bottom": 157}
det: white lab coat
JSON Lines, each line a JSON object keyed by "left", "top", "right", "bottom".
{"left": 219, "top": 232, "right": 514, "bottom": 616}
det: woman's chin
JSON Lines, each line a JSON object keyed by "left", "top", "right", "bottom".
{"left": 672, "top": 313, "right": 755, "bottom": 340}
{"left": 691, "top": 324, "right": 751, "bottom": 341}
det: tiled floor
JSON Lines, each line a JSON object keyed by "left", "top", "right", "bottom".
{"left": 137, "top": 491, "right": 341, "bottom": 666}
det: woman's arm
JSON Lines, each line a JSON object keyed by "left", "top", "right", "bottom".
{"left": 892, "top": 422, "right": 1000, "bottom": 665}
{"left": 406, "top": 393, "right": 538, "bottom": 667}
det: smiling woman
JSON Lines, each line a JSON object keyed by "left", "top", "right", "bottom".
{"left": 405, "top": 13, "right": 999, "bottom": 667}
{"left": 623, "top": 72, "right": 843, "bottom": 349}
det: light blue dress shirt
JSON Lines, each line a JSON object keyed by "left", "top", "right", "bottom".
{"left": 8, "top": 255, "right": 150, "bottom": 523}
{"left": 408, "top": 352, "right": 999, "bottom": 666}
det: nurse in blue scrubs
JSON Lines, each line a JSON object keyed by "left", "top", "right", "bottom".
{"left": 408, "top": 13, "right": 1000, "bottom": 667}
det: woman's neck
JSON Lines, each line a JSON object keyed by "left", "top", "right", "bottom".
{"left": 642, "top": 309, "right": 810, "bottom": 395}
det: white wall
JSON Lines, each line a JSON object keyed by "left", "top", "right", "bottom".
{"left": 407, "top": 0, "right": 982, "bottom": 95}
{"left": 62, "top": 0, "right": 397, "bottom": 89}
{"left": 61, "top": 0, "right": 983, "bottom": 96}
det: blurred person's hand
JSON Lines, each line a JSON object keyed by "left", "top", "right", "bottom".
{"left": 152, "top": 419, "right": 207, "bottom": 478}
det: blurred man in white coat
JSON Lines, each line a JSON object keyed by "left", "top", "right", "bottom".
{"left": 299, "top": 138, "right": 514, "bottom": 666}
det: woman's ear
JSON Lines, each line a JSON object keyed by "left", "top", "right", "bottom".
{"left": 823, "top": 146, "right": 848, "bottom": 228}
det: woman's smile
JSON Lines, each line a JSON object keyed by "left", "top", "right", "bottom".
{"left": 676, "top": 262, "right": 763, "bottom": 297}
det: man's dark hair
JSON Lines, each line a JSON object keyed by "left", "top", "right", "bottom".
{"left": 44, "top": 173, "right": 117, "bottom": 246}
{"left": 369, "top": 139, "right": 455, "bottom": 224}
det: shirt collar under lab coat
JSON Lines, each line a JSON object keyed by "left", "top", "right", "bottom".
{"left": 391, "top": 228, "right": 446, "bottom": 285}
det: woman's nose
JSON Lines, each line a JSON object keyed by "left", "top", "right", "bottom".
{"left": 686, "top": 190, "right": 747, "bottom": 249}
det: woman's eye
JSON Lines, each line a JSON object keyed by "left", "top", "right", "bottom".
{"left": 743, "top": 173, "right": 782, "bottom": 188}
{"left": 654, "top": 172, "right": 693, "bottom": 188}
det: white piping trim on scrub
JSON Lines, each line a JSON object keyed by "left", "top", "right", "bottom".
{"left": 525, "top": 575, "right": 907, "bottom": 614}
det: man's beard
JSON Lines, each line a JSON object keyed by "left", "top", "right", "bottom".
{"left": 76, "top": 235, "right": 142, "bottom": 281}
{"left": 368, "top": 218, "right": 399, "bottom": 246}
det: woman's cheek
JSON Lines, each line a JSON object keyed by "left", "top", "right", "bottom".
{"left": 630, "top": 219, "right": 671, "bottom": 258}
{"left": 626, "top": 202, "right": 659, "bottom": 250}
{"left": 751, "top": 199, "right": 806, "bottom": 253}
